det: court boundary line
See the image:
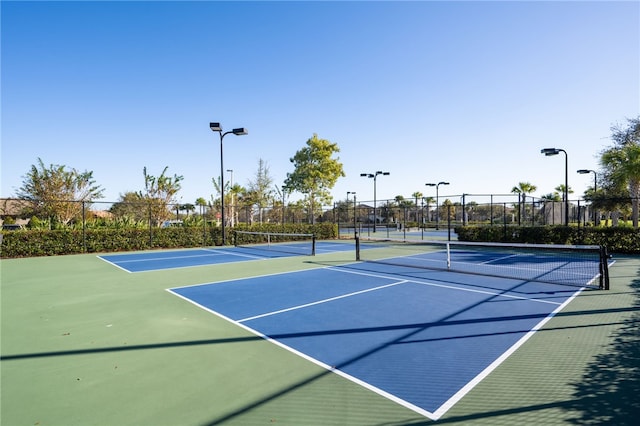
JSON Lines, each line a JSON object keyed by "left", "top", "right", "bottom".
{"left": 96, "top": 256, "right": 133, "bottom": 273}
{"left": 167, "top": 264, "right": 585, "bottom": 419}
{"left": 97, "top": 248, "right": 268, "bottom": 273}
{"left": 432, "top": 286, "right": 585, "bottom": 419}
{"left": 237, "top": 280, "right": 409, "bottom": 323}
{"left": 167, "top": 283, "right": 437, "bottom": 419}
{"left": 324, "top": 265, "right": 563, "bottom": 306}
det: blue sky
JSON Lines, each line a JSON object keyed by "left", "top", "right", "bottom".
{"left": 2, "top": 0, "right": 638, "bottom": 208}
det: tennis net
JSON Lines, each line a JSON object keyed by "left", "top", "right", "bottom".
{"left": 234, "top": 231, "right": 316, "bottom": 256}
{"left": 355, "top": 237, "right": 610, "bottom": 289}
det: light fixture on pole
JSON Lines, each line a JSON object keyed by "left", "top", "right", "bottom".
{"left": 541, "top": 148, "right": 568, "bottom": 226}
{"left": 425, "top": 181, "right": 449, "bottom": 230}
{"left": 577, "top": 169, "right": 598, "bottom": 225}
{"left": 210, "top": 122, "right": 248, "bottom": 245}
{"left": 360, "top": 171, "right": 389, "bottom": 232}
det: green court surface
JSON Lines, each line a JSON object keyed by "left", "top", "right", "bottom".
{"left": 1, "top": 247, "right": 638, "bottom": 425}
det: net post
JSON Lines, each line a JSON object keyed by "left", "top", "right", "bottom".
{"left": 600, "top": 246, "right": 610, "bottom": 290}
{"left": 446, "top": 242, "right": 451, "bottom": 270}
{"left": 355, "top": 233, "right": 360, "bottom": 261}
{"left": 312, "top": 234, "right": 316, "bottom": 256}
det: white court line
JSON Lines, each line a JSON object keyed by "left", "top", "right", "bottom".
{"left": 167, "top": 262, "right": 592, "bottom": 420}
{"left": 166, "top": 284, "right": 438, "bottom": 419}
{"left": 103, "top": 251, "right": 227, "bottom": 264}
{"left": 97, "top": 249, "right": 267, "bottom": 273}
{"left": 324, "top": 266, "right": 563, "bottom": 306}
{"left": 96, "top": 256, "right": 133, "bottom": 273}
{"left": 238, "top": 280, "right": 408, "bottom": 323}
{"left": 479, "top": 253, "right": 520, "bottom": 264}
{"left": 431, "top": 286, "right": 585, "bottom": 419}
{"left": 214, "top": 249, "right": 268, "bottom": 260}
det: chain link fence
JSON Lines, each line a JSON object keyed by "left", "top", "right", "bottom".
{"left": 1, "top": 194, "right": 636, "bottom": 233}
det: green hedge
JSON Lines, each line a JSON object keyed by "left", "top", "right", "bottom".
{"left": 455, "top": 225, "right": 640, "bottom": 254}
{"left": 0, "top": 223, "right": 338, "bottom": 258}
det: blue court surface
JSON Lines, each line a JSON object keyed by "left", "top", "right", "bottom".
{"left": 169, "top": 262, "right": 587, "bottom": 420}
{"left": 97, "top": 241, "right": 356, "bottom": 272}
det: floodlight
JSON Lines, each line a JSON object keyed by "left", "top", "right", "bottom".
{"left": 541, "top": 148, "right": 560, "bottom": 156}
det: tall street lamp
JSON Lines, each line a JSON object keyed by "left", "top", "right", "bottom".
{"left": 425, "top": 181, "right": 449, "bottom": 230}
{"left": 210, "top": 122, "right": 248, "bottom": 245}
{"left": 541, "top": 148, "right": 568, "bottom": 226}
{"left": 360, "top": 171, "right": 389, "bottom": 232}
{"left": 577, "top": 169, "right": 598, "bottom": 225}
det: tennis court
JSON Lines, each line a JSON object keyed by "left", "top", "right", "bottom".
{"left": 168, "top": 240, "right": 611, "bottom": 420}
{"left": 1, "top": 238, "right": 638, "bottom": 425}
{"left": 98, "top": 239, "right": 357, "bottom": 272}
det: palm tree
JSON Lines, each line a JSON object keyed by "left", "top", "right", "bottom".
{"left": 511, "top": 182, "right": 537, "bottom": 224}
{"left": 195, "top": 197, "right": 207, "bottom": 216}
{"left": 601, "top": 142, "right": 640, "bottom": 227}
{"left": 553, "top": 184, "right": 573, "bottom": 202}
{"left": 541, "top": 193, "right": 561, "bottom": 202}
{"left": 228, "top": 183, "right": 245, "bottom": 226}
{"left": 423, "top": 196, "right": 435, "bottom": 223}
{"left": 411, "top": 191, "right": 423, "bottom": 222}
{"left": 599, "top": 117, "right": 640, "bottom": 227}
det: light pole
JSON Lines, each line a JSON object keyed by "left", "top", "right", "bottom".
{"left": 347, "top": 191, "right": 357, "bottom": 238}
{"left": 360, "top": 171, "right": 389, "bottom": 232}
{"left": 541, "top": 148, "right": 568, "bottom": 226}
{"left": 577, "top": 169, "right": 598, "bottom": 225}
{"left": 210, "top": 122, "right": 248, "bottom": 245}
{"left": 425, "top": 181, "right": 449, "bottom": 230}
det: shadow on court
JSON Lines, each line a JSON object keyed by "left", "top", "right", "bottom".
{"left": 3, "top": 298, "right": 638, "bottom": 425}
{"left": 2, "top": 306, "right": 634, "bottom": 363}
{"left": 565, "top": 270, "right": 640, "bottom": 425}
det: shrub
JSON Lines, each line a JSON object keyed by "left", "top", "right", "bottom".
{"left": 455, "top": 225, "right": 640, "bottom": 254}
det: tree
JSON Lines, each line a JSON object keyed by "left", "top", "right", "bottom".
{"left": 110, "top": 191, "right": 147, "bottom": 221}
{"left": 284, "top": 134, "right": 345, "bottom": 223}
{"left": 16, "top": 157, "right": 104, "bottom": 225}
{"left": 246, "top": 159, "right": 274, "bottom": 223}
{"left": 412, "top": 191, "right": 423, "bottom": 222}
{"left": 600, "top": 117, "right": 640, "bottom": 227}
{"left": 423, "top": 196, "right": 435, "bottom": 222}
{"left": 510, "top": 182, "right": 537, "bottom": 224}
{"left": 227, "top": 184, "right": 245, "bottom": 226}
{"left": 541, "top": 193, "right": 561, "bottom": 202}
{"left": 510, "top": 182, "right": 537, "bottom": 197}
{"left": 554, "top": 184, "right": 573, "bottom": 201}
{"left": 195, "top": 197, "right": 208, "bottom": 220}
{"left": 180, "top": 203, "right": 195, "bottom": 217}
{"left": 138, "top": 166, "right": 183, "bottom": 227}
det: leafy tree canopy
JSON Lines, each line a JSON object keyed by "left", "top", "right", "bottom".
{"left": 600, "top": 117, "right": 640, "bottom": 227}
{"left": 16, "top": 157, "right": 104, "bottom": 224}
{"left": 247, "top": 158, "right": 274, "bottom": 208}
{"left": 284, "top": 134, "right": 345, "bottom": 209}
{"left": 137, "top": 166, "right": 183, "bottom": 226}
